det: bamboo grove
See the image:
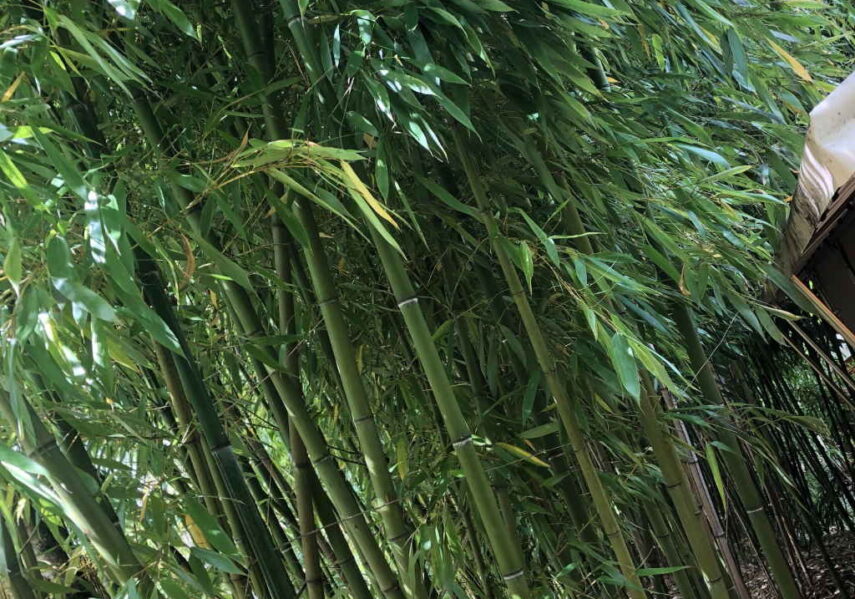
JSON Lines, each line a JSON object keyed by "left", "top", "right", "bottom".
{"left": 0, "top": 1, "right": 853, "bottom": 598}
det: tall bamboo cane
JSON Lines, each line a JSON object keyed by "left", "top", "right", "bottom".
{"left": 135, "top": 250, "right": 296, "bottom": 599}
{"left": 0, "top": 390, "right": 143, "bottom": 586}
{"left": 0, "top": 509, "right": 38, "bottom": 599}
{"left": 526, "top": 146, "right": 732, "bottom": 599}
{"left": 261, "top": 4, "right": 536, "bottom": 593}
{"left": 128, "top": 89, "right": 404, "bottom": 598}
{"left": 151, "top": 346, "right": 253, "bottom": 599}
{"left": 453, "top": 128, "right": 646, "bottom": 599}
{"left": 56, "top": 67, "right": 290, "bottom": 597}
{"left": 272, "top": 217, "right": 324, "bottom": 599}
{"left": 244, "top": 432, "right": 374, "bottom": 599}
{"left": 672, "top": 303, "right": 801, "bottom": 599}
{"left": 228, "top": 3, "right": 423, "bottom": 593}
{"left": 366, "top": 224, "right": 532, "bottom": 598}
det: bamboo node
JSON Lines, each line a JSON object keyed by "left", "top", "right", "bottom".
{"left": 29, "top": 440, "right": 57, "bottom": 460}
{"left": 389, "top": 531, "right": 410, "bottom": 543}
{"left": 452, "top": 434, "right": 473, "bottom": 448}
{"left": 502, "top": 569, "right": 525, "bottom": 581}
{"left": 397, "top": 295, "right": 420, "bottom": 308}
{"left": 317, "top": 295, "right": 339, "bottom": 307}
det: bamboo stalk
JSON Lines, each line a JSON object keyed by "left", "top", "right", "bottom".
{"left": 663, "top": 391, "right": 751, "bottom": 599}
{"left": 672, "top": 302, "right": 801, "bottom": 599}
{"left": 226, "top": 4, "right": 416, "bottom": 594}
{"left": 243, "top": 432, "right": 373, "bottom": 599}
{"left": 0, "top": 390, "right": 143, "bottom": 586}
{"left": 135, "top": 249, "right": 296, "bottom": 599}
{"left": 0, "top": 510, "right": 38, "bottom": 599}
{"left": 453, "top": 128, "right": 645, "bottom": 599}
{"left": 57, "top": 63, "right": 279, "bottom": 598}
{"left": 272, "top": 217, "right": 324, "bottom": 599}
{"left": 368, "top": 222, "right": 534, "bottom": 596}
{"left": 289, "top": 197, "right": 421, "bottom": 596}
{"left": 129, "top": 87, "right": 404, "bottom": 598}
{"left": 643, "top": 502, "right": 700, "bottom": 599}
{"left": 237, "top": 1, "right": 421, "bottom": 587}
{"left": 535, "top": 154, "right": 730, "bottom": 599}
{"left": 150, "top": 349, "right": 253, "bottom": 599}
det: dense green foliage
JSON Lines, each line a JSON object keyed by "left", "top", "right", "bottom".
{"left": 0, "top": 1, "right": 853, "bottom": 598}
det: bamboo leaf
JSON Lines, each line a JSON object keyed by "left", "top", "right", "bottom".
{"left": 184, "top": 231, "right": 253, "bottom": 291}
{"left": 609, "top": 333, "right": 640, "bottom": 399}
{"left": 767, "top": 39, "right": 812, "bottom": 82}
{"left": 495, "top": 443, "right": 550, "bottom": 468}
{"left": 340, "top": 160, "right": 398, "bottom": 229}
{"left": 705, "top": 443, "right": 727, "bottom": 510}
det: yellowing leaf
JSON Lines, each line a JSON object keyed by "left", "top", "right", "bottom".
{"left": 496, "top": 442, "right": 550, "bottom": 468}
{"left": 2, "top": 73, "right": 25, "bottom": 102}
{"left": 767, "top": 39, "right": 812, "bottom": 82}
{"left": 396, "top": 438, "right": 408, "bottom": 480}
{"left": 184, "top": 514, "right": 211, "bottom": 549}
{"left": 339, "top": 161, "right": 398, "bottom": 229}
{"left": 179, "top": 234, "right": 196, "bottom": 289}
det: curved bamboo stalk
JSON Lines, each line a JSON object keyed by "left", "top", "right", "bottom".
{"left": 367, "top": 224, "right": 532, "bottom": 598}
{"left": 129, "top": 89, "right": 404, "bottom": 599}
{"left": 534, "top": 153, "right": 731, "bottom": 599}
{"left": 664, "top": 390, "right": 751, "bottom": 599}
{"left": 672, "top": 302, "right": 801, "bottom": 599}
{"left": 453, "top": 128, "right": 644, "bottom": 599}
{"left": 228, "top": 2, "right": 422, "bottom": 595}
{"left": 0, "top": 509, "right": 38, "bottom": 599}
{"left": 289, "top": 196, "right": 422, "bottom": 596}
{"left": 0, "top": 389, "right": 144, "bottom": 586}
{"left": 150, "top": 348, "right": 253, "bottom": 599}
{"left": 55, "top": 60, "right": 292, "bottom": 597}
{"left": 135, "top": 249, "right": 296, "bottom": 599}
{"left": 273, "top": 217, "right": 324, "bottom": 599}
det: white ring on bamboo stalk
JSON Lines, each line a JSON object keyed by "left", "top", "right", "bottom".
{"left": 746, "top": 506, "right": 765, "bottom": 514}
{"left": 452, "top": 435, "right": 473, "bottom": 448}
{"left": 397, "top": 296, "right": 419, "bottom": 307}
{"left": 502, "top": 569, "right": 524, "bottom": 581}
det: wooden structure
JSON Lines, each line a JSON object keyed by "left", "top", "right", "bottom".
{"left": 776, "top": 71, "right": 855, "bottom": 339}
{"left": 783, "top": 175, "right": 855, "bottom": 334}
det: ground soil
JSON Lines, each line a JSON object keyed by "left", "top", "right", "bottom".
{"left": 741, "top": 532, "right": 855, "bottom": 598}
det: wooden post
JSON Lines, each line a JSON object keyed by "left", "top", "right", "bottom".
{"left": 789, "top": 275, "right": 855, "bottom": 350}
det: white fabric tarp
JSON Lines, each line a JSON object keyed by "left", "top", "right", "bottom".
{"left": 778, "top": 70, "right": 855, "bottom": 274}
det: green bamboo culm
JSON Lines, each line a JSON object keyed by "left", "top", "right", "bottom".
{"left": 265, "top": 2, "right": 533, "bottom": 593}
{"left": 452, "top": 128, "right": 647, "bottom": 599}
{"left": 128, "top": 84, "right": 405, "bottom": 597}
{"left": 368, "top": 224, "right": 532, "bottom": 598}
{"left": 643, "top": 501, "right": 700, "bottom": 599}
{"left": 671, "top": 302, "right": 801, "bottom": 599}
{"left": 536, "top": 158, "right": 732, "bottom": 599}
{"left": 57, "top": 69, "right": 285, "bottom": 598}
{"left": 228, "top": 2, "right": 415, "bottom": 595}
{"left": 0, "top": 390, "right": 144, "bottom": 587}
{"left": 637, "top": 383, "right": 732, "bottom": 599}
{"left": 0, "top": 509, "right": 38, "bottom": 599}
{"left": 134, "top": 250, "right": 296, "bottom": 599}
{"left": 152, "top": 344, "right": 254, "bottom": 599}
{"left": 289, "top": 194, "right": 423, "bottom": 597}
{"left": 272, "top": 217, "right": 324, "bottom": 599}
